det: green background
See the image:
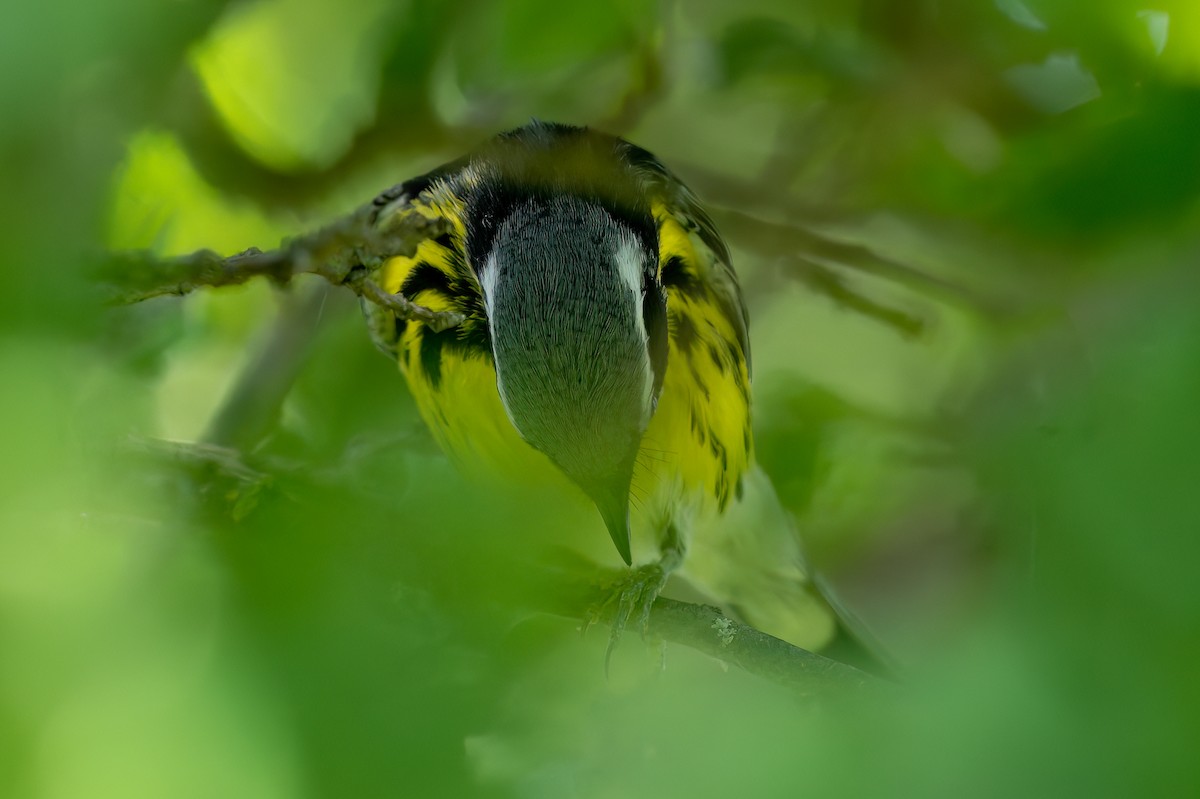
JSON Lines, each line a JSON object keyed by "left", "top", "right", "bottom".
{"left": 2, "top": 0, "right": 1198, "bottom": 796}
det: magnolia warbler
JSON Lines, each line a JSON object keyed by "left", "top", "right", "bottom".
{"left": 363, "top": 121, "right": 837, "bottom": 652}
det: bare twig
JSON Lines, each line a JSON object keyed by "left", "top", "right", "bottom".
{"left": 715, "top": 207, "right": 1001, "bottom": 314}
{"left": 203, "top": 281, "right": 338, "bottom": 449}
{"left": 526, "top": 560, "right": 880, "bottom": 694}
{"left": 97, "top": 204, "right": 464, "bottom": 331}
{"left": 641, "top": 598, "right": 876, "bottom": 694}
{"left": 788, "top": 256, "right": 927, "bottom": 337}
{"left": 566, "top": 587, "right": 882, "bottom": 694}
{"left": 101, "top": 201, "right": 463, "bottom": 453}
{"left": 122, "top": 433, "right": 276, "bottom": 520}
{"left": 127, "top": 428, "right": 881, "bottom": 694}
{"left": 124, "top": 434, "right": 271, "bottom": 485}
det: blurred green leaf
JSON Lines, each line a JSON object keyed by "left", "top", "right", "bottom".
{"left": 191, "top": 0, "right": 401, "bottom": 171}
{"left": 4, "top": 0, "right": 1200, "bottom": 795}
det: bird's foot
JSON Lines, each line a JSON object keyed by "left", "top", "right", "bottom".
{"left": 591, "top": 562, "right": 670, "bottom": 675}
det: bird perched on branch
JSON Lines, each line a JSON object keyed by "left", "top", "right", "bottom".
{"left": 363, "top": 121, "right": 838, "bottom": 653}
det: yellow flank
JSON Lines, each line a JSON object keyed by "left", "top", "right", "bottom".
{"left": 377, "top": 193, "right": 562, "bottom": 489}
{"left": 408, "top": 340, "right": 554, "bottom": 483}
{"left": 640, "top": 200, "right": 752, "bottom": 515}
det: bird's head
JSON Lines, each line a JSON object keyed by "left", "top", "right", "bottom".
{"left": 476, "top": 192, "right": 667, "bottom": 564}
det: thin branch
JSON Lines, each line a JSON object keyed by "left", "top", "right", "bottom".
{"left": 102, "top": 201, "right": 464, "bottom": 455}
{"left": 203, "top": 281, "right": 338, "bottom": 449}
{"left": 358, "top": 271, "right": 462, "bottom": 332}
{"left": 124, "top": 434, "right": 271, "bottom": 485}
{"left": 528, "top": 559, "right": 881, "bottom": 695}
{"left": 641, "top": 598, "right": 877, "bottom": 694}
{"left": 127, "top": 432, "right": 881, "bottom": 694}
{"left": 787, "top": 256, "right": 927, "bottom": 337}
{"left": 97, "top": 203, "right": 464, "bottom": 332}
{"left": 122, "top": 433, "right": 276, "bottom": 520}
{"left": 715, "top": 207, "right": 1003, "bottom": 314}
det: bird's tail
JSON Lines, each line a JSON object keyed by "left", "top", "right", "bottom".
{"left": 681, "top": 465, "right": 897, "bottom": 676}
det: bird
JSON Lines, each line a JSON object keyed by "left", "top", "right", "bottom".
{"left": 362, "top": 121, "right": 839, "bottom": 654}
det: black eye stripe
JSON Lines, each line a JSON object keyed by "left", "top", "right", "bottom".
{"left": 660, "top": 255, "right": 703, "bottom": 298}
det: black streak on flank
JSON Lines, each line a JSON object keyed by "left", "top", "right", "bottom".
{"left": 722, "top": 335, "right": 749, "bottom": 401}
{"left": 689, "top": 402, "right": 707, "bottom": 446}
{"left": 672, "top": 312, "right": 699, "bottom": 353}
{"left": 688, "top": 358, "right": 709, "bottom": 401}
{"left": 400, "top": 259, "right": 495, "bottom": 367}
{"left": 710, "top": 434, "right": 728, "bottom": 474}
{"left": 706, "top": 340, "right": 728, "bottom": 375}
{"left": 710, "top": 434, "right": 730, "bottom": 510}
{"left": 661, "top": 255, "right": 705, "bottom": 299}
{"left": 417, "top": 325, "right": 491, "bottom": 390}
{"left": 419, "top": 327, "right": 449, "bottom": 388}
{"left": 402, "top": 261, "right": 453, "bottom": 300}
{"left": 732, "top": 363, "right": 749, "bottom": 401}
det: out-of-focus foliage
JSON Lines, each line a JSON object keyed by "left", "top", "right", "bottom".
{"left": 2, "top": 0, "right": 1198, "bottom": 796}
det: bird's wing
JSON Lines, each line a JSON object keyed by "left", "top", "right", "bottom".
{"left": 624, "top": 146, "right": 751, "bottom": 376}
{"left": 623, "top": 144, "right": 754, "bottom": 513}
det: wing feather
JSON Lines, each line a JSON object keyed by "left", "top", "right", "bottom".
{"left": 623, "top": 144, "right": 751, "bottom": 376}
{"left": 622, "top": 143, "right": 754, "bottom": 513}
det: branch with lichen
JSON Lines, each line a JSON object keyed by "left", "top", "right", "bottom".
{"left": 624, "top": 597, "right": 877, "bottom": 694}
{"left": 525, "top": 558, "right": 881, "bottom": 695}
{"left": 125, "top": 430, "right": 882, "bottom": 695}
{"left": 100, "top": 179, "right": 887, "bottom": 697}
{"left": 95, "top": 202, "right": 464, "bottom": 332}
